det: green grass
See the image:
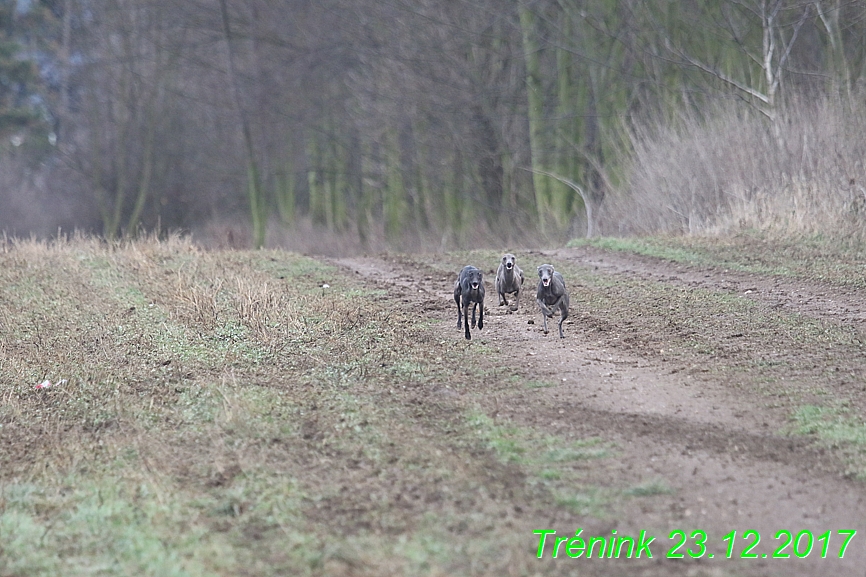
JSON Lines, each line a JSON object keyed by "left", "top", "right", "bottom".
{"left": 1, "top": 237, "right": 634, "bottom": 577}
{"left": 789, "top": 405, "right": 866, "bottom": 478}
{"left": 467, "top": 411, "right": 610, "bottom": 467}
{"left": 568, "top": 236, "right": 716, "bottom": 267}
{"left": 465, "top": 411, "right": 617, "bottom": 516}
{"left": 9, "top": 236, "right": 866, "bottom": 575}
{"left": 624, "top": 480, "right": 674, "bottom": 497}
{"left": 554, "top": 489, "right": 611, "bottom": 517}
{"left": 567, "top": 234, "right": 866, "bottom": 287}
{"left": 523, "top": 379, "right": 558, "bottom": 389}
{"left": 0, "top": 478, "right": 236, "bottom": 576}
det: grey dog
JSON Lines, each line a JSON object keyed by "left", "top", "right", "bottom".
{"left": 495, "top": 253, "right": 524, "bottom": 312}
{"left": 536, "top": 263, "right": 569, "bottom": 338}
{"left": 454, "top": 265, "right": 485, "bottom": 340}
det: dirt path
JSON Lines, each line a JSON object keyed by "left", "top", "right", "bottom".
{"left": 333, "top": 247, "right": 866, "bottom": 577}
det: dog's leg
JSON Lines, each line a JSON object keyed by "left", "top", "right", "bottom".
{"left": 547, "top": 294, "right": 566, "bottom": 316}
{"left": 478, "top": 299, "right": 484, "bottom": 329}
{"left": 539, "top": 300, "right": 550, "bottom": 334}
{"left": 471, "top": 301, "right": 478, "bottom": 329}
{"left": 558, "top": 299, "right": 569, "bottom": 338}
{"left": 537, "top": 298, "right": 553, "bottom": 318}
{"left": 455, "top": 288, "right": 462, "bottom": 329}
{"left": 464, "top": 296, "right": 472, "bottom": 340}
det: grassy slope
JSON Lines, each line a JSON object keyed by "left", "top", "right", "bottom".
{"left": 0, "top": 237, "right": 617, "bottom": 577}
{"left": 4, "top": 235, "right": 866, "bottom": 575}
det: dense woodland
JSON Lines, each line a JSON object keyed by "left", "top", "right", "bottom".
{"left": 1, "top": 0, "right": 865, "bottom": 249}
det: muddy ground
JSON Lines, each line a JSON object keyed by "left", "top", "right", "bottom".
{"left": 333, "top": 243, "right": 866, "bottom": 577}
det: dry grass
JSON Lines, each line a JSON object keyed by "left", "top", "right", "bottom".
{"left": 0, "top": 236, "right": 615, "bottom": 577}
{"left": 602, "top": 93, "right": 866, "bottom": 243}
{"left": 7, "top": 235, "right": 866, "bottom": 575}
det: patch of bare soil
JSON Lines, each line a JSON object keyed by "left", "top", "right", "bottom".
{"left": 333, "top": 249, "right": 866, "bottom": 577}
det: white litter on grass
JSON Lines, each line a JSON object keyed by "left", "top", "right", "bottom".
{"left": 35, "top": 379, "right": 67, "bottom": 390}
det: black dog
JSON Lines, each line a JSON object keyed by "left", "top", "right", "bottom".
{"left": 536, "top": 263, "right": 569, "bottom": 338}
{"left": 454, "top": 265, "right": 485, "bottom": 340}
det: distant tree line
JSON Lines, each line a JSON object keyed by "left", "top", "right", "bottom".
{"left": 0, "top": 0, "right": 864, "bottom": 247}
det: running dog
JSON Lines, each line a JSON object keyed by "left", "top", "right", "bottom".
{"left": 536, "top": 263, "right": 569, "bottom": 338}
{"left": 454, "top": 265, "right": 485, "bottom": 340}
{"left": 495, "top": 253, "right": 524, "bottom": 312}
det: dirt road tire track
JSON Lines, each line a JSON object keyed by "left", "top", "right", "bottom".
{"left": 333, "top": 250, "right": 866, "bottom": 577}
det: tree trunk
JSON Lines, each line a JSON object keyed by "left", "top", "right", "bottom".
{"left": 519, "top": 5, "right": 550, "bottom": 232}
{"left": 218, "top": 0, "right": 265, "bottom": 248}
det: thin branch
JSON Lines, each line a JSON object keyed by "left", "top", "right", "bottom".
{"left": 662, "top": 39, "right": 769, "bottom": 104}
{"left": 773, "top": 5, "right": 810, "bottom": 93}
{"left": 521, "top": 167, "right": 593, "bottom": 238}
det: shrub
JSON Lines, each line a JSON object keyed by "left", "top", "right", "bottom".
{"left": 603, "top": 93, "right": 866, "bottom": 242}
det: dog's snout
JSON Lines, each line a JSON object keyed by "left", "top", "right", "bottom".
{"left": 505, "top": 262, "right": 513, "bottom": 269}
